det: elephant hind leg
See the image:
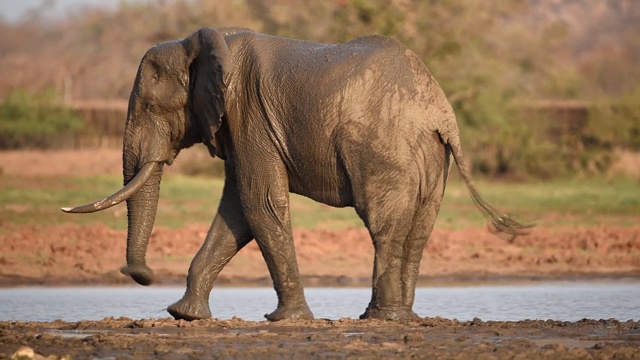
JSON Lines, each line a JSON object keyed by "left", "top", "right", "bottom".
{"left": 399, "top": 178, "right": 445, "bottom": 316}
{"left": 356, "top": 181, "right": 421, "bottom": 321}
{"left": 359, "top": 191, "right": 444, "bottom": 321}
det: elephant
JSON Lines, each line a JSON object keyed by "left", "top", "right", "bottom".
{"left": 63, "top": 27, "right": 530, "bottom": 321}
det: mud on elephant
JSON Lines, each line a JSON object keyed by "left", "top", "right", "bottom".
{"left": 63, "top": 27, "right": 531, "bottom": 321}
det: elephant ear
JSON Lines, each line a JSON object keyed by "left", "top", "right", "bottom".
{"left": 183, "top": 28, "right": 229, "bottom": 157}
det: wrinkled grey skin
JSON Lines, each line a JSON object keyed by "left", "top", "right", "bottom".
{"left": 64, "top": 27, "right": 530, "bottom": 321}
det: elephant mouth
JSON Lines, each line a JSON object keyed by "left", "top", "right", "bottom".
{"left": 61, "top": 162, "right": 159, "bottom": 214}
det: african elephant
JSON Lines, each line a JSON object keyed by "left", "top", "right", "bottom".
{"left": 63, "top": 27, "right": 530, "bottom": 321}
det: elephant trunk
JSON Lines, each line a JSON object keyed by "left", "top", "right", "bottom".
{"left": 119, "top": 156, "right": 164, "bottom": 286}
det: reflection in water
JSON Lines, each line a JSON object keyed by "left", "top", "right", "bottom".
{"left": 0, "top": 282, "right": 638, "bottom": 322}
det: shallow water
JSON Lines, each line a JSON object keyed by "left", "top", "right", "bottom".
{"left": 1, "top": 282, "right": 638, "bottom": 322}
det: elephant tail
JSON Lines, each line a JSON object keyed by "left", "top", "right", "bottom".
{"left": 442, "top": 132, "right": 533, "bottom": 241}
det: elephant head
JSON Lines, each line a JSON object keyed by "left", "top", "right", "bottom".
{"left": 62, "top": 28, "right": 229, "bottom": 285}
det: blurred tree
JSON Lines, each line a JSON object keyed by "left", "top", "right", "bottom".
{"left": 0, "top": 89, "right": 85, "bottom": 149}
{"left": 0, "top": 0, "right": 638, "bottom": 177}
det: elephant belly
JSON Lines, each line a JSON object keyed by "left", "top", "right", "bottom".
{"left": 288, "top": 168, "right": 354, "bottom": 208}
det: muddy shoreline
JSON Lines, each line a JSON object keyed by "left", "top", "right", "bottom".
{"left": 2, "top": 317, "right": 639, "bottom": 359}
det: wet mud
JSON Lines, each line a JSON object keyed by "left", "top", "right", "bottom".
{"left": 2, "top": 317, "right": 639, "bottom": 359}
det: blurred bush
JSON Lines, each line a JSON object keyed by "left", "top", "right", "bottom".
{"left": 0, "top": 89, "right": 85, "bottom": 149}
{"left": 586, "top": 88, "right": 640, "bottom": 152}
{"left": 1, "top": 0, "right": 638, "bottom": 179}
{"left": 179, "top": 157, "right": 226, "bottom": 178}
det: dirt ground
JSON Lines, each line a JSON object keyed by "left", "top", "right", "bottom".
{"left": 1, "top": 149, "right": 639, "bottom": 359}
{"left": 2, "top": 221, "right": 640, "bottom": 289}
{"left": 1, "top": 149, "right": 639, "bottom": 287}
{"left": 2, "top": 317, "right": 640, "bottom": 359}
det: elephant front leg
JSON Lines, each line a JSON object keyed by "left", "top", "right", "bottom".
{"left": 240, "top": 173, "right": 313, "bottom": 321}
{"left": 248, "top": 209, "right": 314, "bottom": 321}
{"left": 256, "top": 228, "right": 314, "bottom": 321}
{"left": 168, "top": 178, "right": 253, "bottom": 321}
{"left": 167, "top": 217, "right": 252, "bottom": 320}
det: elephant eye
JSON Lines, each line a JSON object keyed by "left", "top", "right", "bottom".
{"left": 145, "top": 102, "right": 157, "bottom": 112}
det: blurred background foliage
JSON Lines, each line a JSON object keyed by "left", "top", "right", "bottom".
{"left": 0, "top": 0, "right": 639, "bottom": 179}
{"left": 0, "top": 89, "right": 85, "bottom": 149}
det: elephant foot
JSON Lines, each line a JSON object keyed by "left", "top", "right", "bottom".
{"left": 167, "top": 297, "right": 212, "bottom": 321}
{"left": 359, "top": 306, "right": 420, "bottom": 321}
{"left": 120, "top": 263, "right": 154, "bottom": 286}
{"left": 264, "top": 303, "right": 314, "bottom": 321}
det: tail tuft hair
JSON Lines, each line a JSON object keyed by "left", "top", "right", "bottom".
{"left": 465, "top": 180, "right": 534, "bottom": 242}
{"left": 443, "top": 134, "right": 534, "bottom": 242}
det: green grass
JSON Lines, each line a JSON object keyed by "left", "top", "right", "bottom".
{"left": 1, "top": 175, "right": 223, "bottom": 229}
{"left": 438, "top": 177, "right": 640, "bottom": 228}
{"left": 1, "top": 173, "right": 638, "bottom": 230}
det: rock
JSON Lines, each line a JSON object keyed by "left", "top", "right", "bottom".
{"left": 11, "top": 346, "right": 48, "bottom": 360}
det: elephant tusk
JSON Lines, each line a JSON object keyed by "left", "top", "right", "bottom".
{"left": 61, "top": 162, "right": 158, "bottom": 214}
